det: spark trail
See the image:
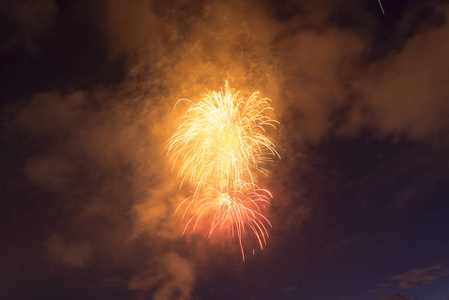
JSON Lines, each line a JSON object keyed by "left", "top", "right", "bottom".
{"left": 378, "top": 0, "right": 385, "bottom": 14}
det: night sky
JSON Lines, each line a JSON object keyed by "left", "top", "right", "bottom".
{"left": 1, "top": 1, "right": 449, "bottom": 300}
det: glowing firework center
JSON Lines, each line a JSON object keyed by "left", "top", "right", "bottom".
{"left": 168, "top": 81, "right": 279, "bottom": 260}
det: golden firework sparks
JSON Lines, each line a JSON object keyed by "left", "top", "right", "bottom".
{"left": 168, "top": 82, "right": 278, "bottom": 193}
{"left": 168, "top": 81, "right": 279, "bottom": 260}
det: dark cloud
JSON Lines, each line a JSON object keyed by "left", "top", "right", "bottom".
{"left": 0, "top": 0, "right": 58, "bottom": 54}
{"left": 129, "top": 251, "right": 194, "bottom": 300}
{"left": 278, "top": 26, "right": 366, "bottom": 141}
{"left": 368, "top": 264, "right": 449, "bottom": 295}
{"left": 351, "top": 4, "right": 449, "bottom": 140}
{"left": 390, "top": 264, "right": 449, "bottom": 289}
{"left": 11, "top": 90, "right": 85, "bottom": 138}
{"left": 23, "top": 155, "right": 78, "bottom": 192}
{"left": 4, "top": 84, "right": 194, "bottom": 296}
{"left": 44, "top": 233, "right": 93, "bottom": 268}
{"left": 381, "top": 294, "right": 419, "bottom": 300}
{"left": 263, "top": 1, "right": 449, "bottom": 143}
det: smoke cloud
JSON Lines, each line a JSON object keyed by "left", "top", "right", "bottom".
{"left": 0, "top": 0, "right": 58, "bottom": 54}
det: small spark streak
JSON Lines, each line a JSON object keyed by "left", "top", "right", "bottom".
{"left": 378, "top": 0, "right": 385, "bottom": 14}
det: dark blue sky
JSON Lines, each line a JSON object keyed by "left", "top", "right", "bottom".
{"left": 1, "top": 1, "right": 449, "bottom": 300}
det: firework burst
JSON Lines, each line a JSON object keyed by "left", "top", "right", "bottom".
{"left": 168, "top": 81, "right": 279, "bottom": 260}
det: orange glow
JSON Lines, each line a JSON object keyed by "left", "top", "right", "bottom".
{"left": 168, "top": 81, "right": 279, "bottom": 260}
